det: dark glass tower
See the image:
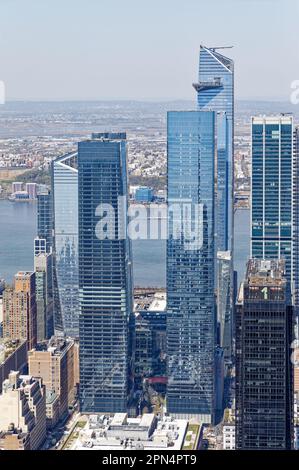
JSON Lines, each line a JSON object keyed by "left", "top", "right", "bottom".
{"left": 235, "top": 259, "right": 294, "bottom": 450}
{"left": 166, "top": 111, "right": 216, "bottom": 422}
{"left": 78, "top": 133, "right": 134, "bottom": 413}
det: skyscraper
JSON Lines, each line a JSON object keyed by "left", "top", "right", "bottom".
{"left": 235, "top": 259, "right": 294, "bottom": 450}
{"left": 37, "top": 187, "right": 53, "bottom": 253}
{"left": 52, "top": 152, "right": 79, "bottom": 337}
{"left": 251, "top": 115, "right": 293, "bottom": 286}
{"left": 217, "top": 251, "right": 232, "bottom": 362}
{"left": 294, "top": 126, "right": 299, "bottom": 316}
{"left": 167, "top": 111, "right": 216, "bottom": 422}
{"left": 194, "top": 45, "right": 234, "bottom": 368}
{"left": 34, "top": 252, "right": 54, "bottom": 341}
{"left": 194, "top": 45, "right": 234, "bottom": 252}
{"left": 78, "top": 133, "right": 134, "bottom": 413}
{"left": 3, "top": 272, "right": 37, "bottom": 350}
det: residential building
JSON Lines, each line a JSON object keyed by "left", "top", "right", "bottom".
{"left": 0, "top": 339, "right": 28, "bottom": 394}
{"left": 0, "top": 371, "right": 46, "bottom": 450}
{"left": 28, "top": 336, "right": 77, "bottom": 419}
{"left": 3, "top": 272, "right": 37, "bottom": 350}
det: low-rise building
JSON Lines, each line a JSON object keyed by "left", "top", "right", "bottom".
{"left": 45, "top": 390, "right": 60, "bottom": 429}
{"left": 67, "top": 413, "right": 188, "bottom": 451}
{"left": 0, "top": 371, "right": 46, "bottom": 450}
{"left": 0, "top": 339, "right": 28, "bottom": 394}
{"left": 0, "top": 425, "right": 30, "bottom": 450}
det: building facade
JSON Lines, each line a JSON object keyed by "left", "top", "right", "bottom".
{"left": 78, "top": 133, "right": 134, "bottom": 413}
{"left": 251, "top": 115, "right": 293, "bottom": 287}
{"left": 3, "top": 272, "right": 37, "bottom": 350}
{"left": 194, "top": 45, "right": 234, "bottom": 253}
{"left": 37, "top": 187, "right": 53, "bottom": 253}
{"left": 0, "top": 371, "right": 46, "bottom": 450}
{"left": 166, "top": 111, "right": 216, "bottom": 422}
{"left": 28, "top": 336, "right": 78, "bottom": 419}
{"left": 217, "top": 251, "right": 232, "bottom": 363}
{"left": 52, "top": 152, "right": 79, "bottom": 337}
{"left": 34, "top": 252, "right": 54, "bottom": 341}
{"left": 235, "top": 259, "right": 294, "bottom": 450}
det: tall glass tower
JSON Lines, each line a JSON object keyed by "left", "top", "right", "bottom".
{"left": 167, "top": 111, "right": 216, "bottom": 422}
{"left": 194, "top": 45, "right": 234, "bottom": 252}
{"left": 251, "top": 115, "right": 293, "bottom": 287}
{"left": 78, "top": 133, "right": 134, "bottom": 413}
{"left": 37, "top": 187, "right": 53, "bottom": 253}
{"left": 52, "top": 152, "right": 79, "bottom": 337}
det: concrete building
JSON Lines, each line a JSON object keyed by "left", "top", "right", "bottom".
{"left": 12, "top": 181, "right": 23, "bottom": 193}
{"left": 0, "top": 339, "right": 28, "bottom": 394}
{"left": 28, "top": 336, "right": 78, "bottom": 420}
{"left": 45, "top": 390, "right": 60, "bottom": 429}
{"left": 223, "top": 424, "right": 235, "bottom": 450}
{"left": 68, "top": 413, "right": 188, "bottom": 450}
{"left": 3, "top": 272, "right": 37, "bottom": 350}
{"left": 0, "top": 425, "right": 30, "bottom": 450}
{"left": 0, "top": 371, "right": 46, "bottom": 450}
{"left": 26, "top": 183, "right": 37, "bottom": 200}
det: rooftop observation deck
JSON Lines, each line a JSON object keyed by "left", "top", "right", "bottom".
{"left": 192, "top": 78, "right": 223, "bottom": 93}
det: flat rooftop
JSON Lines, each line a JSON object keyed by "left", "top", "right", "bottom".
{"left": 67, "top": 413, "right": 188, "bottom": 451}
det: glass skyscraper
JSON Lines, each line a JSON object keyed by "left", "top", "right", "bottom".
{"left": 251, "top": 115, "right": 293, "bottom": 287}
{"left": 194, "top": 46, "right": 234, "bottom": 369}
{"left": 217, "top": 251, "right": 232, "bottom": 362}
{"left": 194, "top": 45, "right": 234, "bottom": 252}
{"left": 78, "top": 133, "right": 134, "bottom": 414}
{"left": 52, "top": 151, "right": 79, "bottom": 337}
{"left": 167, "top": 111, "right": 216, "bottom": 422}
{"left": 37, "top": 187, "right": 53, "bottom": 253}
{"left": 293, "top": 126, "right": 299, "bottom": 318}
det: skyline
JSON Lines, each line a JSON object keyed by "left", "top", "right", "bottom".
{"left": 0, "top": 1, "right": 299, "bottom": 456}
{"left": 0, "top": 0, "right": 298, "bottom": 101}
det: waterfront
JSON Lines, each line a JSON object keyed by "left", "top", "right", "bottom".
{"left": 0, "top": 200, "right": 249, "bottom": 289}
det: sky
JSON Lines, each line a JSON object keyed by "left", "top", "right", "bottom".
{"left": 0, "top": 0, "right": 298, "bottom": 101}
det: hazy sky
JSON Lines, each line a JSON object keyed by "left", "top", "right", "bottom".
{"left": 1, "top": 0, "right": 298, "bottom": 101}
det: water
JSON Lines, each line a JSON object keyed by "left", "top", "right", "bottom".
{"left": 0, "top": 200, "right": 166, "bottom": 287}
{"left": 0, "top": 200, "right": 37, "bottom": 283}
{"left": 0, "top": 200, "right": 249, "bottom": 289}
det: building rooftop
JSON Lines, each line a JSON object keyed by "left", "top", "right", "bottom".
{"left": 0, "top": 339, "right": 26, "bottom": 365}
{"left": 46, "top": 389, "right": 58, "bottom": 405}
{"left": 246, "top": 259, "right": 286, "bottom": 287}
{"left": 66, "top": 414, "right": 188, "bottom": 451}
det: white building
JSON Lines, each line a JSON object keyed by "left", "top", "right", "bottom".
{"left": 223, "top": 424, "right": 235, "bottom": 450}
